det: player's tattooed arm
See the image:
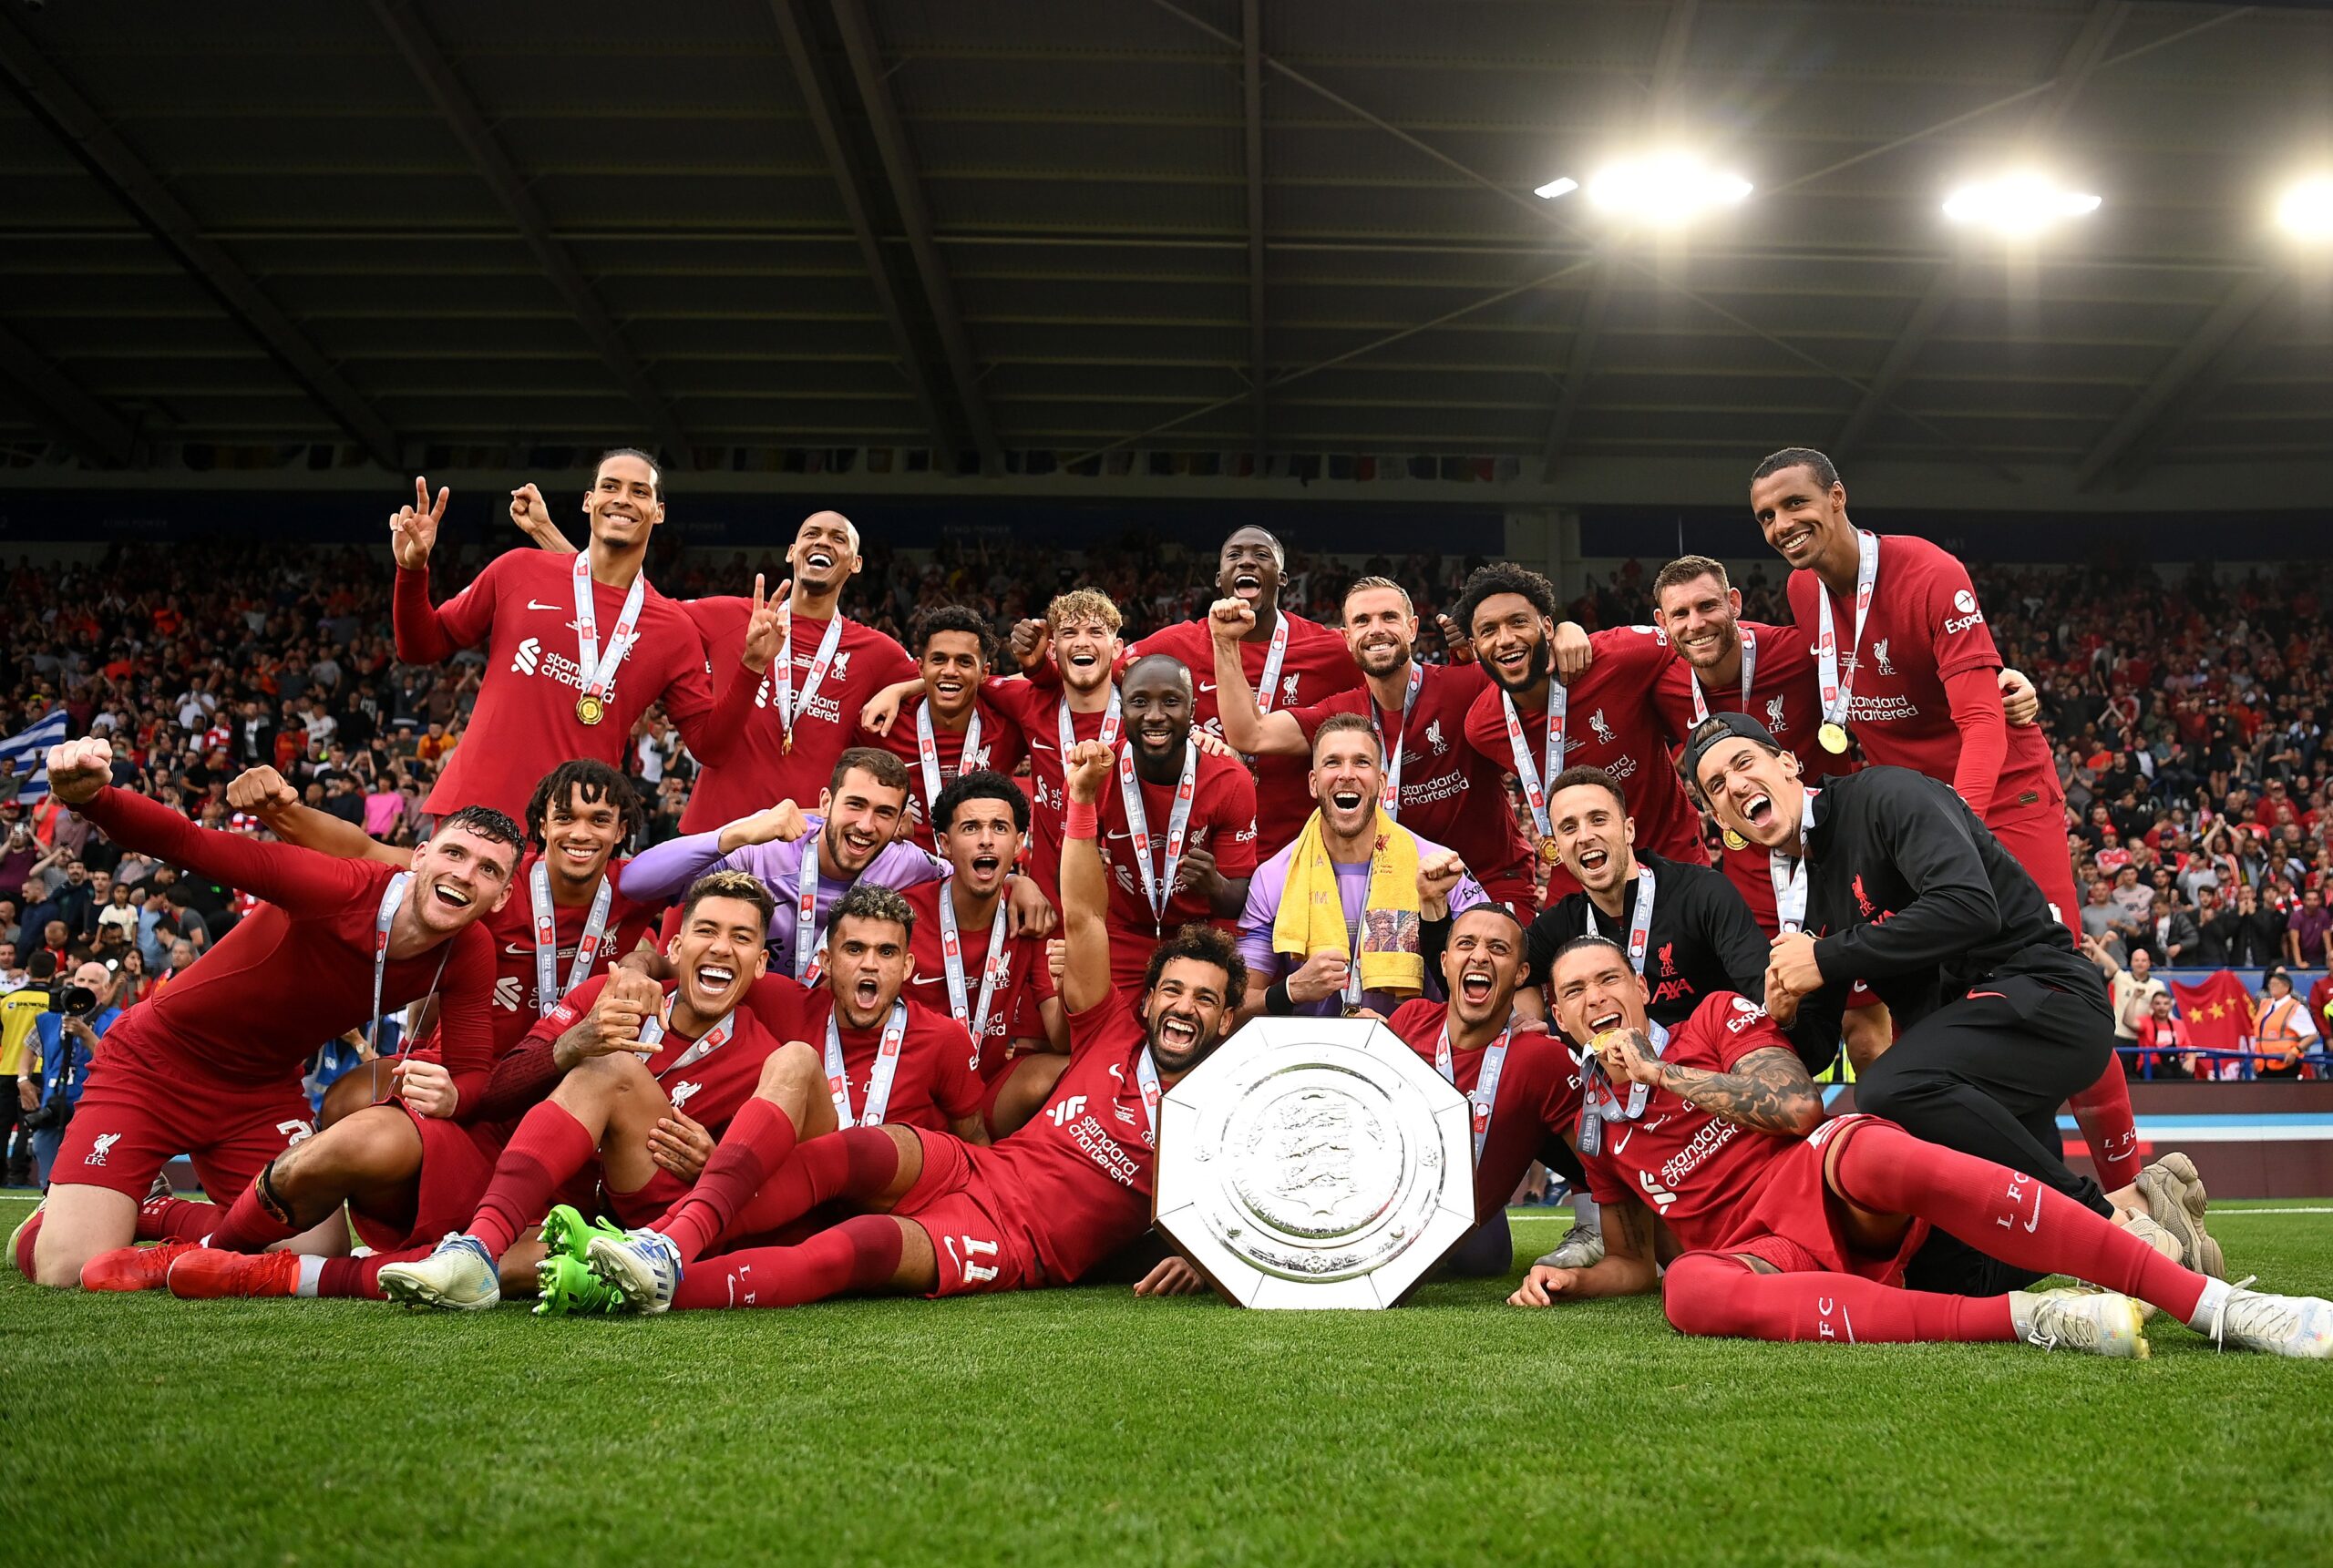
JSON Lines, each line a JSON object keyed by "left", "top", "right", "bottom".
{"left": 1644, "top": 1043, "right": 1822, "bottom": 1137}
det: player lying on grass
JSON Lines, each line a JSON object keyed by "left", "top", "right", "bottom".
{"left": 529, "top": 736, "right": 1245, "bottom": 1314}
{"left": 14, "top": 738, "right": 518, "bottom": 1290}
{"left": 1508, "top": 936, "right": 2332, "bottom": 1358}
{"left": 365, "top": 876, "right": 986, "bottom": 1309}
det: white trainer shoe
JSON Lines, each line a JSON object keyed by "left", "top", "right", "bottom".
{"left": 377, "top": 1233, "right": 500, "bottom": 1311}
{"left": 2009, "top": 1288, "right": 2150, "bottom": 1358}
{"left": 1534, "top": 1225, "right": 1604, "bottom": 1273}
{"left": 2204, "top": 1284, "right": 2333, "bottom": 1359}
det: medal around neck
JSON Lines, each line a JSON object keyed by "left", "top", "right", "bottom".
{"left": 1155, "top": 1016, "right": 1475, "bottom": 1308}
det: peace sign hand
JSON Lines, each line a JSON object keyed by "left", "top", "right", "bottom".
{"left": 743, "top": 572, "right": 791, "bottom": 674}
{"left": 390, "top": 476, "right": 449, "bottom": 569}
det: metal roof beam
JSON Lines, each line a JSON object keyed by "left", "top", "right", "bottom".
{"left": 0, "top": 319, "right": 136, "bottom": 466}
{"left": 368, "top": 0, "right": 691, "bottom": 465}
{"left": 2076, "top": 271, "right": 2292, "bottom": 490}
{"left": 1243, "top": 0, "right": 1267, "bottom": 456}
{"left": 0, "top": 10, "right": 401, "bottom": 469}
{"left": 829, "top": 0, "right": 1003, "bottom": 475}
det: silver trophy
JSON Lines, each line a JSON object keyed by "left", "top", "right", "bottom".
{"left": 1155, "top": 1016, "right": 1477, "bottom": 1308}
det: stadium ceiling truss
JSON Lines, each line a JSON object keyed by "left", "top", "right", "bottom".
{"left": 0, "top": 0, "right": 2328, "bottom": 500}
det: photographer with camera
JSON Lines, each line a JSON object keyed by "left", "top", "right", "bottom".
{"left": 18, "top": 960, "right": 122, "bottom": 1188}
{"left": 1, "top": 952, "right": 56, "bottom": 1185}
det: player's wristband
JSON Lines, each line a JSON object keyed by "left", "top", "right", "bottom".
{"left": 1265, "top": 978, "right": 1296, "bottom": 1017}
{"left": 1065, "top": 800, "right": 1099, "bottom": 840}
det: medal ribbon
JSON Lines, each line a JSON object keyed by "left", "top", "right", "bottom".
{"left": 1499, "top": 683, "right": 1567, "bottom": 842}
{"left": 1434, "top": 1014, "right": 1514, "bottom": 1163}
{"left": 1057, "top": 688, "right": 1123, "bottom": 759}
{"left": 1770, "top": 786, "right": 1821, "bottom": 935}
{"left": 528, "top": 860, "right": 615, "bottom": 1016}
{"left": 936, "top": 889, "right": 1012, "bottom": 1046}
{"left": 1576, "top": 1020, "right": 1670, "bottom": 1156}
{"left": 570, "top": 551, "right": 646, "bottom": 712}
{"left": 640, "top": 998, "right": 737, "bottom": 1080}
{"left": 365, "top": 871, "right": 409, "bottom": 1057}
{"left": 1590, "top": 864, "right": 1657, "bottom": 977}
{"left": 1814, "top": 530, "right": 1878, "bottom": 730}
{"left": 825, "top": 999, "right": 910, "bottom": 1128}
{"left": 1687, "top": 629, "right": 1759, "bottom": 725}
{"left": 1251, "top": 613, "right": 1293, "bottom": 713}
{"left": 916, "top": 701, "right": 982, "bottom": 824}
{"left": 1135, "top": 1045, "right": 1162, "bottom": 1148}
{"left": 1116, "top": 742, "right": 1198, "bottom": 929}
{"left": 794, "top": 827, "right": 827, "bottom": 983}
{"left": 772, "top": 608, "right": 846, "bottom": 748}
{"left": 1374, "top": 662, "right": 1423, "bottom": 816}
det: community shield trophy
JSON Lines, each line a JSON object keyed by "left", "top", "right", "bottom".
{"left": 1154, "top": 1015, "right": 1477, "bottom": 1308}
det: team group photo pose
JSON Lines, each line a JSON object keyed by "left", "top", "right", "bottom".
{"left": 6, "top": 9, "right": 2332, "bottom": 1561}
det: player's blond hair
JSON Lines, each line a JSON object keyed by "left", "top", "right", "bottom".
{"left": 1046, "top": 589, "right": 1123, "bottom": 634}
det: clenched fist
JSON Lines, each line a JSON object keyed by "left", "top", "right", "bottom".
{"left": 227, "top": 764, "right": 299, "bottom": 816}
{"left": 43, "top": 737, "right": 114, "bottom": 806}
{"left": 1065, "top": 740, "right": 1114, "bottom": 805}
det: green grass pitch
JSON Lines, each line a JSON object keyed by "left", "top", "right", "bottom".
{"left": 5, "top": 1197, "right": 2332, "bottom": 1565}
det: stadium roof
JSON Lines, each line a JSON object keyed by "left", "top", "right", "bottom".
{"left": 2, "top": 0, "right": 2330, "bottom": 511}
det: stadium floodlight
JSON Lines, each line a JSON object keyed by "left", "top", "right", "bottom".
{"left": 1584, "top": 153, "right": 1752, "bottom": 223}
{"left": 1941, "top": 172, "right": 2102, "bottom": 235}
{"left": 1533, "top": 176, "right": 1579, "bottom": 200}
{"left": 2276, "top": 176, "right": 2333, "bottom": 241}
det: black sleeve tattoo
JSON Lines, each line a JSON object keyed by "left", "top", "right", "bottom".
{"left": 1653, "top": 1046, "right": 1820, "bottom": 1136}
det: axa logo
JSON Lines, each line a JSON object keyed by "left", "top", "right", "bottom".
{"left": 1046, "top": 1094, "right": 1089, "bottom": 1127}
{"left": 1871, "top": 639, "right": 1895, "bottom": 676}
{"left": 1588, "top": 710, "right": 1616, "bottom": 745}
{"left": 86, "top": 1132, "right": 122, "bottom": 1166}
{"left": 511, "top": 637, "right": 542, "bottom": 676}
{"left": 1853, "top": 874, "right": 1876, "bottom": 917}
{"left": 669, "top": 1081, "right": 702, "bottom": 1112}
{"left": 1650, "top": 978, "right": 1698, "bottom": 1006}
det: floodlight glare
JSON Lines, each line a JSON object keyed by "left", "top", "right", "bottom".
{"left": 1534, "top": 177, "right": 1579, "bottom": 200}
{"left": 1941, "top": 173, "right": 2102, "bottom": 235}
{"left": 2276, "top": 176, "right": 2333, "bottom": 241}
{"left": 1583, "top": 154, "right": 1752, "bottom": 223}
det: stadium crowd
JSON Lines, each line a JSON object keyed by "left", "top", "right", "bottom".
{"left": 4, "top": 446, "right": 2329, "bottom": 1363}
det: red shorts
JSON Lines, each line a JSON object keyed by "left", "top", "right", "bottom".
{"left": 1986, "top": 802, "right": 2080, "bottom": 938}
{"left": 896, "top": 1128, "right": 1041, "bottom": 1296}
{"left": 603, "top": 1167, "right": 691, "bottom": 1231}
{"left": 348, "top": 1104, "right": 509, "bottom": 1253}
{"left": 1711, "top": 1115, "right": 1931, "bottom": 1284}
{"left": 51, "top": 1047, "right": 316, "bottom": 1202}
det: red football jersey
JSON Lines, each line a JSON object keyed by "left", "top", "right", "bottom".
{"left": 1386, "top": 999, "right": 1582, "bottom": 1220}
{"left": 394, "top": 550, "right": 715, "bottom": 825}
{"left": 985, "top": 679, "right": 1116, "bottom": 902}
{"left": 532, "top": 972, "right": 798, "bottom": 1139}
{"left": 795, "top": 986, "right": 985, "bottom": 1132}
{"left": 678, "top": 600, "right": 917, "bottom": 834}
{"left": 82, "top": 788, "right": 500, "bottom": 1108}
{"left": 1129, "top": 611, "right": 1362, "bottom": 857}
{"left": 851, "top": 692, "right": 1030, "bottom": 853}
{"left": 1463, "top": 624, "right": 1706, "bottom": 901}
{"left": 428, "top": 852, "right": 661, "bottom": 1061}
{"left": 1650, "top": 621, "right": 1843, "bottom": 934}
{"left": 1093, "top": 746, "right": 1259, "bottom": 990}
{"left": 1574, "top": 990, "right": 1804, "bottom": 1253}
{"left": 1288, "top": 661, "right": 1536, "bottom": 909}
{"left": 901, "top": 881, "right": 1058, "bottom": 1081}
{"left": 1783, "top": 535, "right": 2061, "bottom": 826}
{"left": 974, "top": 989, "right": 1163, "bottom": 1284}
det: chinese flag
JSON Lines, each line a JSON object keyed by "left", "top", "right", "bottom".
{"left": 2170, "top": 970, "right": 2255, "bottom": 1051}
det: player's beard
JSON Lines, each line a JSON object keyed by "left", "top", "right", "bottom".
{"left": 1145, "top": 999, "right": 1214, "bottom": 1075}
{"left": 1353, "top": 635, "right": 1409, "bottom": 680}
{"left": 1484, "top": 632, "right": 1549, "bottom": 698}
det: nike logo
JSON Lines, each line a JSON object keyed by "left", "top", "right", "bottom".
{"left": 1029, "top": 740, "right": 1054, "bottom": 751}
{"left": 910, "top": 972, "right": 944, "bottom": 986}
{"left": 1197, "top": 682, "right": 1217, "bottom": 693}
{"left": 526, "top": 600, "right": 563, "bottom": 611}
{"left": 1613, "top": 1126, "right": 1636, "bottom": 1153}
{"left": 2023, "top": 1189, "right": 2042, "bottom": 1233}
{"left": 1967, "top": 990, "right": 2008, "bottom": 1000}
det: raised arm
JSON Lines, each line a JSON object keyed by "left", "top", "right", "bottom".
{"left": 510, "top": 481, "right": 581, "bottom": 553}
{"left": 615, "top": 801, "right": 808, "bottom": 906}
{"left": 693, "top": 576, "right": 786, "bottom": 769}
{"left": 228, "top": 766, "right": 409, "bottom": 869}
{"left": 1207, "top": 599, "right": 1307, "bottom": 756}
{"left": 50, "top": 742, "right": 374, "bottom": 919}
{"left": 388, "top": 477, "right": 485, "bottom": 664}
{"left": 1060, "top": 740, "right": 1115, "bottom": 1014}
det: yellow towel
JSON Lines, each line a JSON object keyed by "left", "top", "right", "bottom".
{"left": 1272, "top": 806, "right": 1424, "bottom": 999}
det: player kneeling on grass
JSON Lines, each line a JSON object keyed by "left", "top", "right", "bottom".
{"left": 535, "top": 737, "right": 1244, "bottom": 1315}
{"left": 1508, "top": 936, "right": 2331, "bottom": 1358}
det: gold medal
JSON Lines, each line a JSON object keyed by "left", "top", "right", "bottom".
{"left": 1722, "top": 827, "right": 1747, "bottom": 851}
{"left": 782, "top": 732, "right": 793, "bottom": 754}
{"left": 1818, "top": 721, "right": 1850, "bottom": 754}
{"left": 575, "top": 693, "right": 605, "bottom": 726}
{"left": 1537, "top": 835, "right": 1564, "bottom": 865}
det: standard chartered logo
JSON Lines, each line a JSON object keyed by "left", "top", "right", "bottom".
{"left": 511, "top": 636, "right": 541, "bottom": 675}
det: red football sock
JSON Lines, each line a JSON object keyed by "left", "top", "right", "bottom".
{"left": 206, "top": 1181, "right": 299, "bottom": 1255}
{"left": 655, "top": 1099, "right": 801, "bottom": 1266}
{"left": 1828, "top": 1119, "right": 2208, "bottom": 1322}
{"left": 2066, "top": 1066, "right": 2143, "bottom": 1193}
{"left": 1663, "top": 1252, "right": 2014, "bottom": 1343}
{"left": 670, "top": 1214, "right": 905, "bottom": 1311}
{"left": 468, "top": 1103, "right": 597, "bottom": 1258}
{"left": 724, "top": 1127, "right": 901, "bottom": 1241}
{"left": 315, "top": 1247, "right": 432, "bottom": 1300}
{"left": 137, "top": 1195, "right": 221, "bottom": 1243}
{"left": 11, "top": 1208, "right": 39, "bottom": 1277}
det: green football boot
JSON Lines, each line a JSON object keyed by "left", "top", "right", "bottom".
{"left": 534, "top": 1252, "right": 627, "bottom": 1317}
{"left": 538, "top": 1203, "right": 626, "bottom": 1265}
